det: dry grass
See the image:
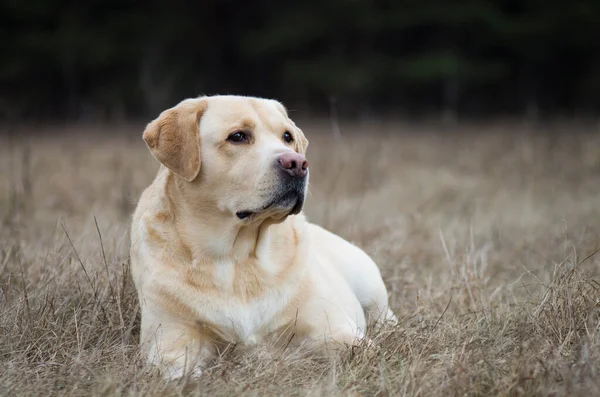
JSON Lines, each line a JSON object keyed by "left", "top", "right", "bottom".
{"left": 1, "top": 121, "right": 600, "bottom": 396}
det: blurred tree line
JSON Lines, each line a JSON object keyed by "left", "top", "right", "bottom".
{"left": 2, "top": 0, "right": 600, "bottom": 121}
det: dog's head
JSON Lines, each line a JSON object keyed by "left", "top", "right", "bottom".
{"left": 143, "top": 95, "right": 309, "bottom": 222}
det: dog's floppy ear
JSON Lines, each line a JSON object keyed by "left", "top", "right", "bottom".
{"left": 143, "top": 98, "right": 207, "bottom": 182}
{"left": 295, "top": 127, "right": 309, "bottom": 154}
{"left": 274, "top": 100, "right": 309, "bottom": 154}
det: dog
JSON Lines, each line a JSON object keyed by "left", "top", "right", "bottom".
{"left": 130, "top": 95, "right": 397, "bottom": 380}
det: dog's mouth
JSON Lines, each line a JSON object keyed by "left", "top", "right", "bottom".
{"left": 236, "top": 185, "right": 305, "bottom": 220}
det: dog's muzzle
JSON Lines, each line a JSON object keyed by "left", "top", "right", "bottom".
{"left": 236, "top": 171, "right": 307, "bottom": 220}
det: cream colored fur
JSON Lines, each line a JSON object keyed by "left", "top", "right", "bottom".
{"left": 130, "top": 95, "right": 397, "bottom": 380}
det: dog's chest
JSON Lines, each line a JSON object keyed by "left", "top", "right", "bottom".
{"left": 203, "top": 289, "right": 294, "bottom": 343}
{"left": 194, "top": 259, "right": 297, "bottom": 343}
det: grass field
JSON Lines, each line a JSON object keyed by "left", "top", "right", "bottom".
{"left": 1, "top": 121, "right": 599, "bottom": 396}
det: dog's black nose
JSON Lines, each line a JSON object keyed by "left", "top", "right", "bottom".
{"left": 278, "top": 152, "right": 308, "bottom": 178}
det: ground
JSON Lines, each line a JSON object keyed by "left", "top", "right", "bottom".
{"left": 1, "top": 121, "right": 599, "bottom": 396}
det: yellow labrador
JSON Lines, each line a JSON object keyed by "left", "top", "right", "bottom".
{"left": 130, "top": 95, "right": 397, "bottom": 379}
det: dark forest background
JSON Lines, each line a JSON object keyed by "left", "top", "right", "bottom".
{"left": 2, "top": 0, "right": 600, "bottom": 122}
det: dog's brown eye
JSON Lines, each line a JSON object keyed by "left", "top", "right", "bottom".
{"left": 283, "top": 131, "right": 294, "bottom": 144}
{"left": 227, "top": 131, "right": 248, "bottom": 143}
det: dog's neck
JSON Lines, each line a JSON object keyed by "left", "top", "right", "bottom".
{"left": 163, "top": 171, "right": 299, "bottom": 265}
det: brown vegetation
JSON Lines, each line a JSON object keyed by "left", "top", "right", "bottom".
{"left": 1, "top": 122, "right": 599, "bottom": 396}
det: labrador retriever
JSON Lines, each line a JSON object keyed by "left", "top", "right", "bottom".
{"left": 130, "top": 95, "right": 397, "bottom": 380}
